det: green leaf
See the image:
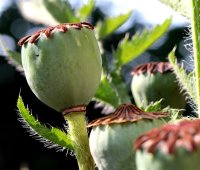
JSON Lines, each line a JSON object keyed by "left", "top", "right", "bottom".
{"left": 17, "top": 95, "right": 74, "bottom": 150}
{"left": 110, "top": 72, "right": 131, "bottom": 104}
{"left": 0, "top": 36, "right": 21, "bottom": 65}
{"left": 97, "top": 11, "right": 132, "bottom": 39}
{"left": 43, "top": 0, "right": 79, "bottom": 23}
{"left": 5, "top": 50, "right": 24, "bottom": 73}
{"left": 169, "top": 51, "right": 196, "bottom": 105}
{"left": 144, "top": 99, "right": 163, "bottom": 112}
{"left": 95, "top": 75, "right": 120, "bottom": 108}
{"left": 159, "top": 0, "right": 189, "bottom": 17}
{"left": 165, "top": 108, "right": 183, "bottom": 123}
{"left": 0, "top": 34, "right": 23, "bottom": 72}
{"left": 115, "top": 18, "right": 171, "bottom": 66}
{"left": 7, "top": 50, "right": 22, "bottom": 65}
{"left": 77, "top": 0, "right": 95, "bottom": 20}
{"left": 144, "top": 99, "right": 183, "bottom": 122}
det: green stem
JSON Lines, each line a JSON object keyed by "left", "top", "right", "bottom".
{"left": 190, "top": 0, "right": 200, "bottom": 117}
{"left": 64, "top": 112, "right": 95, "bottom": 170}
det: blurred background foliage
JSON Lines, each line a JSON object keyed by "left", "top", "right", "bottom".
{"left": 0, "top": 0, "right": 191, "bottom": 170}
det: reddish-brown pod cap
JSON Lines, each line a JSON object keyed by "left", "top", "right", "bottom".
{"left": 131, "top": 61, "right": 185, "bottom": 109}
{"left": 89, "top": 103, "right": 168, "bottom": 170}
{"left": 19, "top": 21, "right": 101, "bottom": 112}
{"left": 87, "top": 103, "right": 168, "bottom": 127}
{"left": 134, "top": 119, "right": 200, "bottom": 154}
{"left": 131, "top": 62, "right": 173, "bottom": 76}
{"left": 18, "top": 22, "right": 94, "bottom": 46}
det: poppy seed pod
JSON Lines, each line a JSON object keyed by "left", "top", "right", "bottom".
{"left": 131, "top": 62, "right": 185, "bottom": 109}
{"left": 134, "top": 119, "right": 200, "bottom": 170}
{"left": 18, "top": 22, "right": 102, "bottom": 112}
{"left": 88, "top": 104, "right": 168, "bottom": 170}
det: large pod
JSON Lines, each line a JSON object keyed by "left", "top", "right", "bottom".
{"left": 18, "top": 22, "right": 102, "bottom": 112}
{"left": 88, "top": 104, "right": 168, "bottom": 170}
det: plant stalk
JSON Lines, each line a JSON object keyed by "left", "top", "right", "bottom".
{"left": 190, "top": 0, "right": 200, "bottom": 117}
{"left": 64, "top": 112, "right": 95, "bottom": 170}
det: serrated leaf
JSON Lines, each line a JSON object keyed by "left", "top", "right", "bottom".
{"left": 144, "top": 99, "right": 163, "bottom": 112}
{"left": 0, "top": 34, "right": 23, "bottom": 73}
{"left": 144, "top": 99, "right": 183, "bottom": 122}
{"left": 77, "top": 0, "right": 95, "bottom": 20}
{"left": 110, "top": 72, "right": 131, "bottom": 104}
{"left": 43, "top": 0, "right": 79, "bottom": 23}
{"left": 97, "top": 12, "right": 131, "bottom": 39}
{"left": 115, "top": 18, "right": 171, "bottom": 66}
{"left": 7, "top": 50, "right": 22, "bottom": 65}
{"left": 6, "top": 50, "right": 24, "bottom": 73}
{"left": 169, "top": 52, "right": 196, "bottom": 106}
{"left": 95, "top": 75, "right": 120, "bottom": 108}
{"left": 17, "top": 95, "right": 74, "bottom": 150}
{"left": 159, "top": 0, "right": 189, "bottom": 17}
{"left": 165, "top": 108, "right": 183, "bottom": 122}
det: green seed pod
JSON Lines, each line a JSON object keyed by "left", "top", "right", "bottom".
{"left": 134, "top": 119, "right": 200, "bottom": 170}
{"left": 131, "top": 62, "right": 185, "bottom": 109}
{"left": 88, "top": 104, "right": 168, "bottom": 170}
{"left": 18, "top": 22, "right": 102, "bottom": 112}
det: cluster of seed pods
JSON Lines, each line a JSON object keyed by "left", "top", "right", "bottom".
{"left": 88, "top": 103, "right": 168, "bottom": 170}
{"left": 17, "top": 20, "right": 193, "bottom": 170}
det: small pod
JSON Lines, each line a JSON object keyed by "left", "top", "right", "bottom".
{"left": 134, "top": 119, "right": 200, "bottom": 170}
{"left": 88, "top": 103, "right": 168, "bottom": 170}
{"left": 131, "top": 62, "right": 185, "bottom": 109}
{"left": 18, "top": 22, "right": 102, "bottom": 112}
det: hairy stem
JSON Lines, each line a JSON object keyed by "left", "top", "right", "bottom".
{"left": 190, "top": 0, "right": 200, "bottom": 117}
{"left": 64, "top": 112, "right": 95, "bottom": 170}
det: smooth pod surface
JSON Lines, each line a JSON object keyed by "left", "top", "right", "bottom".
{"left": 136, "top": 147, "right": 200, "bottom": 170}
{"left": 88, "top": 104, "right": 168, "bottom": 170}
{"left": 135, "top": 119, "right": 200, "bottom": 170}
{"left": 20, "top": 23, "right": 102, "bottom": 112}
{"left": 89, "top": 120, "right": 165, "bottom": 170}
{"left": 131, "top": 62, "right": 185, "bottom": 109}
